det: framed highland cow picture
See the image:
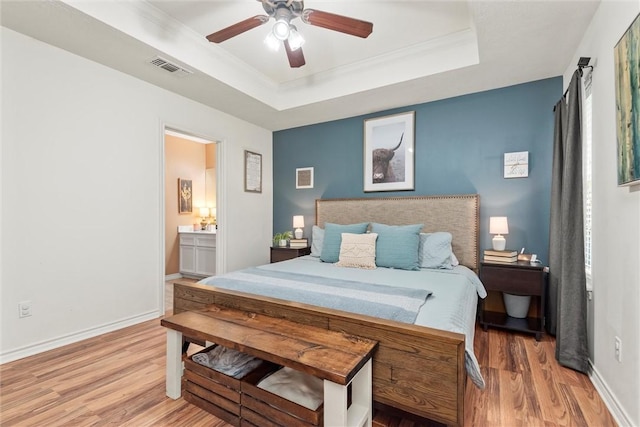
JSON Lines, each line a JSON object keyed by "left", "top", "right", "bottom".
{"left": 363, "top": 111, "right": 415, "bottom": 192}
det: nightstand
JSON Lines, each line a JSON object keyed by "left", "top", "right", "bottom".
{"left": 479, "top": 261, "right": 547, "bottom": 341}
{"left": 270, "top": 246, "right": 311, "bottom": 263}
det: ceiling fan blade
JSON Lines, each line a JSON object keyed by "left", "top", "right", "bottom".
{"left": 284, "top": 40, "right": 306, "bottom": 68}
{"left": 206, "top": 15, "right": 270, "bottom": 43}
{"left": 302, "top": 9, "right": 373, "bottom": 38}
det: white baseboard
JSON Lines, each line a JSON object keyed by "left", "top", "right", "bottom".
{"left": 165, "top": 273, "right": 182, "bottom": 281}
{"left": 589, "top": 361, "right": 635, "bottom": 427}
{"left": 0, "top": 310, "right": 160, "bottom": 364}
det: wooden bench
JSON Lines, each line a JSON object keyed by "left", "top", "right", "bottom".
{"left": 161, "top": 304, "right": 378, "bottom": 427}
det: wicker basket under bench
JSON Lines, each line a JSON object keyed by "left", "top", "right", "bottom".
{"left": 162, "top": 305, "right": 378, "bottom": 427}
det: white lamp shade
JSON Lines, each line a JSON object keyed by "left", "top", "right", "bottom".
{"left": 199, "top": 207, "right": 210, "bottom": 218}
{"left": 293, "top": 215, "right": 305, "bottom": 229}
{"left": 293, "top": 215, "right": 304, "bottom": 239}
{"left": 273, "top": 19, "right": 290, "bottom": 40}
{"left": 263, "top": 32, "right": 280, "bottom": 51}
{"left": 288, "top": 26, "right": 305, "bottom": 50}
{"left": 489, "top": 216, "right": 509, "bottom": 235}
{"left": 489, "top": 216, "right": 508, "bottom": 250}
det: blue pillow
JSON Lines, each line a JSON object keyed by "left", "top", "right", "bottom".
{"left": 418, "top": 232, "right": 454, "bottom": 269}
{"left": 320, "top": 222, "right": 369, "bottom": 263}
{"left": 310, "top": 225, "right": 324, "bottom": 257}
{"left": 371, "top": 223, "right": 423, "bottom": 270}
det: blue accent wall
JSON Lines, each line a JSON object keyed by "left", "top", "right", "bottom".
{"left": 273, "top": 77, "right": 561, "bottom": 264}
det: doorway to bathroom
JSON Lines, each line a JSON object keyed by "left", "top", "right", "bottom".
{"left": 162, "top": 128, "right": 219, "bottom": 313}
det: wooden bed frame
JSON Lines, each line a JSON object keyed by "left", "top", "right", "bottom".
{"left": 173, "top": 194, "right": 480, "bottom": 426}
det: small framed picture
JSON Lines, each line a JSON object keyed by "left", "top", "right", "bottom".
{"left": 364, "top": 111, "right": 415, "bottom": 192}
{"left": 244, "top": 150, "right": 262, "bottom": 193}
{"left": 504, "top": 151, "right": 529, "bottom": 178}
{"left": 296, "top": 167, "right": 314, "bottom": 189}
{"left": 178, "top": 178, "right": 192, "bottom": 214}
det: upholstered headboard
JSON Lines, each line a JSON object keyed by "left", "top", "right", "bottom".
{"left": 315, "top": 195, "right": 480, "bottom": 271}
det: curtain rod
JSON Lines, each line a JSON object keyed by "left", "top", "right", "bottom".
{"left": 554, "top": 60, "right": 593, "bottom": 111}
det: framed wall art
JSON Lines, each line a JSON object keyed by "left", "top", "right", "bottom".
{"left": 363, "top": 111, "right": 415, "bottom": 192}
{"left": 614, "top": 13, "right": 640, "bottom": 186}
{"left": 504, "top": 151, "right": 529, "bottom": 178}
{"left": 296, "top": 167, "right": 314, "bottom": 189}
{"left": 178, "top": 178, "right": 192, "bottom": 214}
{"left": 244, "top": 150, "right": 262, "bottom": 193}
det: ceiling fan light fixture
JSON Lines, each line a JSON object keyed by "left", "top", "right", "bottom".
{"left": 288, "top": 26, "right": 305, "bottom": 51}
{"left": 263, "top": 32, "right": 281, "bottom": 51}
{"left": 272, "top": 19, "right": 290, "bottom": 40}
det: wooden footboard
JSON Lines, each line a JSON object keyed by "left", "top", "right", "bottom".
{"left": 174, "top": 281, "right": 466, "bottom": 426}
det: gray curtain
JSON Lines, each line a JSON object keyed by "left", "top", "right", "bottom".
{"left": 548, "top": 70, "right": 589, "bottom": 374}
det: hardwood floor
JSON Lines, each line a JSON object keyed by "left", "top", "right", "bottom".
{"left": 1, "top": 291, "right": 617, "bottom": 427}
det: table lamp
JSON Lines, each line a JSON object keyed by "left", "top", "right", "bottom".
{"left": 293, "top": 215, "right": 305, "bottom": 239}
{"left": 489, "top": 216, "right": 509, "bottom": 250}
{"left": 199, "top": 207, "right": 210, "bottom": 230}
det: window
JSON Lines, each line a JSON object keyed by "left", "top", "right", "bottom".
{"left": 582, "top": 70, "right": 593, "bottom": 290}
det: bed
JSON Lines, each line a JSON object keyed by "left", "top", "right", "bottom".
{"left": 173, "top": 194, "right": 485, "bottom": 426}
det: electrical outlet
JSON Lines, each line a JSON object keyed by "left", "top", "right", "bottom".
{"left": 615, "top": 336, "right": 622, "bottom": 362}
{"left": 18, "top": 301, "right": 32, "bottom": 318}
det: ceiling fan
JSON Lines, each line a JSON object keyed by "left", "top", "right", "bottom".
{"left": 206, "top": 0, "right": 373, "bottom": 68}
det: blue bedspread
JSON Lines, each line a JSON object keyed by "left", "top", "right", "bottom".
{"left": 198, "top": 258, "right": 486, "bottom": 389}
{"left": 199, "top": 267, "right": 431, "bottom": 324}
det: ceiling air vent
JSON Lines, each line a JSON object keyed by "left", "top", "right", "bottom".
{"left": 147, "top": 56, "right": 193, "bottom": 77}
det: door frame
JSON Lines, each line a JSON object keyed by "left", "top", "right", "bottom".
{"left": 159, "top": 123, "right": 225, "bottom": 315}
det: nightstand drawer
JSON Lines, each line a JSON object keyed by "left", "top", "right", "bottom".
{"left": 481, "top": 266, "right": 543, "bottom": 296}
{"left": 479, "top": 260, "right": 546, "bottom": 340}
{"left": 270, "top": 246, "right": 311, "bottom": 263}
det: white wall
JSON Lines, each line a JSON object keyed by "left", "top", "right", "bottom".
{"left": 563, "top": 2, "right": 640, "bottom": 426}
{"left": 0, "top": 27, "right": 273, "bottom": 362}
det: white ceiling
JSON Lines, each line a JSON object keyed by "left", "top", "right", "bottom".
{"left": 1, "top": 0, "right": 600, "bottom": 131}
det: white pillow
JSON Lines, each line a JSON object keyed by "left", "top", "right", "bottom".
{"left": 310, "top": 225, "right": 324, "bottom": 257}
{"left": 257, "top": 367, "right": 323, "bottom": 410}
{"left": 336, "top": 232, "right": 378, "bottom": 269}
